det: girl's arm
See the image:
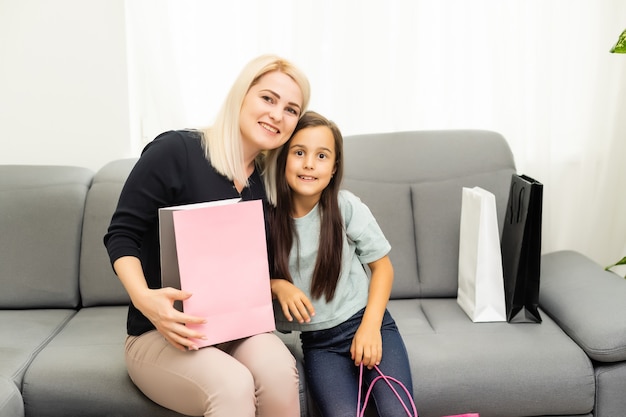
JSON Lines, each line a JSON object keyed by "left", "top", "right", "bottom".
{"left": 271, "top": 278, "right": 315, "bottom": 323}
{"left": 351, "top": 255, "right": 394, "bottom": 368}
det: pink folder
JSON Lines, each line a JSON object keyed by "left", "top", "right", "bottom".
{"left": 159, "top": 199, "right": 275, "bottom": 347}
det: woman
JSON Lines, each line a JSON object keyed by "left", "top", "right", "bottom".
{"left": 104, "top": 54, "right": 310, "bottom": 417}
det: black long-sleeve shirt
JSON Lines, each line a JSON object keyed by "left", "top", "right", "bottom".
{"left": 104, "top": 130, "right": 268, "bottom": 336}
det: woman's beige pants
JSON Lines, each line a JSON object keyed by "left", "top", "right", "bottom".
{"left": 125, "top": 330, "right": 300, "bottom": 417}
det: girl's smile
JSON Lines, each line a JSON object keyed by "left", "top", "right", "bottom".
{"left": 285, "top": 125, "right": 337, "bottom": 216}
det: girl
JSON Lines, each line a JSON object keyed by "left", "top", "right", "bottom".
{"left": 104, "top": 54, "right": 310, "bottom": 417}
{"left": 265, "top": 111, "right": 414, "bottom": 417}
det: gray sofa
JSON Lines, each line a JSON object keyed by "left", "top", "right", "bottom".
{"left": 1, "top": 130, "right": 625, "bottom": 417}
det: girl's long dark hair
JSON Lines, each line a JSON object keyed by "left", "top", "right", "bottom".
{"left": 268, "top": 111, "right": 344, "bottom": 301}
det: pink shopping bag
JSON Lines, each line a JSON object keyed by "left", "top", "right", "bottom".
{"left": 159, "top": 198, "right": 275, "bottom": 348}
{"left": 442, "top": 415, "right": 480, "bottom": 417}
{"left": 357, "top": 363, "right": 479, "bottom": 417}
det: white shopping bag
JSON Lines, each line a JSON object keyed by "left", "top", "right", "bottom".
{"left": 457, "top": 187, "right": 507, "bottom": 322}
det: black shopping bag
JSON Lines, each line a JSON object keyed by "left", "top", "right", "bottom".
{"left": 500, "top": 174, "right": 543, "bottom": 323}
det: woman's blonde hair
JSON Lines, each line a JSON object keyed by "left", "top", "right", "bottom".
{"left": 201, "top": 54, "right": 310, "bottom": 187}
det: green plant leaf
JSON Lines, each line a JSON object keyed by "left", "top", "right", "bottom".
{"left": 610, "top": 29, "right": 626, "bottom": 53}
{"left": 605, "top": 256, "right": 626, "bottom": 279}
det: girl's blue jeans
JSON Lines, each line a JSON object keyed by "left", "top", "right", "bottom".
{"left": 300, "top": 308, "right": 413, "bottom": 417}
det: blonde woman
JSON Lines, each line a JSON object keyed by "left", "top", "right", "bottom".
{"left": 104, "top": 55, "right": 310, "bottom": 417}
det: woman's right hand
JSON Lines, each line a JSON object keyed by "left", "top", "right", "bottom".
{"left": 113, "top": 256, "right": 207, "bottom": 351}
{"left": 271, "top": 279, "right": 315, "bottom": 323}
{"left": 132, "top": 286, "right": 208, "bottom": 351}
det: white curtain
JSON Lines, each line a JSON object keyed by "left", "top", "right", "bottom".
{"left": 125, "top": 0, "right": 626, "bottom": 268}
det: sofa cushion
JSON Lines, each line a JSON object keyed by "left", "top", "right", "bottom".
{"left": 22, "top": 306, "right": 187, "bottom": 417}
{"left": 0, "top": 165, "right": 93, "bottom": 309}
{"left": 343, "top": 130, "right": 515, "bottom": 184}
{"left": 342, "top": 179, "right": 419, "bottom": 298}
{"left": 0, "top": 309, "right": 75, "bottom": 385}
{"left": 342, "top": 130, "right": 515, "bottom": 299}
{"left": 594, "top": 362, "right": 626, "bottom": 417}
{"left": 387, "top": 298, "right": 595, "bottom": 417}
{"left": 412, "top": 171, "right": 513, "bottom": 298}
{"left": 79, "top": 159, "right": 137, "bottom": 307}
{"left": 0, "top": 377, "right": 23, "bottom": 417}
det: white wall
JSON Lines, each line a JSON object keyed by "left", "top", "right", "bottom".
{"left": 0, "top": 0, "right": 131, "bottom": 172}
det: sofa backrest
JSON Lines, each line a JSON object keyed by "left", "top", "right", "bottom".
{"left": 79, "top": 159, "right": 137, "bottom": 307}
{"left": 77, "top": 130, "right": 516, "bottom": 305}
{"left": 0, "top": 165, "right": 93, "bottom": 309}
{"left": 342, "top": 130, "right": 516, "bottom": 299}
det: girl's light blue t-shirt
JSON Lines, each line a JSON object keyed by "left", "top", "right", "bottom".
{"left": 274, "top": 190, "right": 391, "bottom": 332}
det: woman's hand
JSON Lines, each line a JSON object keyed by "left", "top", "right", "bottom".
{"left": 271, "top": 279, "right": 315, "bottom": 323}
{"left": 113, "top": 256, "right": 207, "bottom": 351}
{"left": 351, "top": 322, "right": 383, "bottom": 369}
{"left": 132, "top": 286, "right": 208, "bottom": 351}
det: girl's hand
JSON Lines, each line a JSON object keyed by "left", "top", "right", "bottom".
{"left": 271, "top": 279, "right": 315, "bottom": 323}
{"left": 133, "top": 286, "right": 208, "bottom": 351}
{"left": 350, "top": 323, "right": 383, "bottom": 369}
{"left": 351, "top": 255, "right": 392, "bottom": 368}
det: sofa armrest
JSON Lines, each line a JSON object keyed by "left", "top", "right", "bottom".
{"left": 540, "top": 250, "right": 626, "bottom": 362}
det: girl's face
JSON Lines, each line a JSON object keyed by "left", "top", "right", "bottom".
{"left": 239, "top": 71, "right": 303, "bottom": 156}
{"left": 285, "top": 125, "right": 337, "bottom": 211}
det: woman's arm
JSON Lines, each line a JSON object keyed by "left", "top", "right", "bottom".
{"left": 113, "top": 256, "right": 208, "bottom": 351}
{"left": 351, "top": 255, "right": 394, "bottom": 368}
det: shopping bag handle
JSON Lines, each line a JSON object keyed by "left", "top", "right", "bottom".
{"left": 357, "top": 363, "right": 418, "bottom": 417}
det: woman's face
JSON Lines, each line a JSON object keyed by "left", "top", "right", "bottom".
{"left": 240, "top": 71, "right": 303, "bottom": 155}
